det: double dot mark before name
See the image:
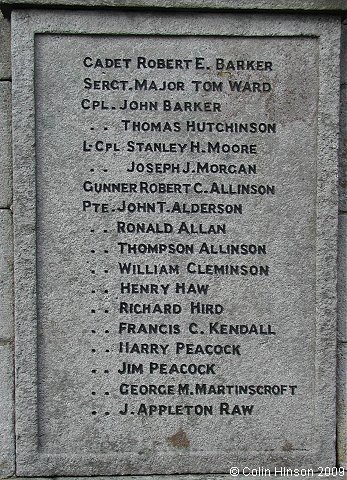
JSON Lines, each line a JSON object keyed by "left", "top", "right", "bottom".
{"left": 88, "top": 199, "right": 112, "bottom": 419}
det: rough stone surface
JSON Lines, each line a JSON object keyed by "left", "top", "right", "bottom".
{"left": 0, "top": 13, "right": 10, "bottom": 79}
{"left": 338, "top": 214, "right": 347, "bottom": 342}
{"left": 340, "top": 22, "right": 347, "bottom": 212}
{"left": 6, "top": 474, "right": 347, "bottom": 480}
{"left": 337, "top": 342, "right": 347, "bottom": 469}
{"left": 0, "top": 82, "right": 12, "bottom": 208}
{"left": 0, "top": 210, "right": 13, "bottom": 342}
{"left": 0, "top": 345, "right": 15, "bottom": 478}
{"left": 1, "top": 0, "right": 347, "bottom": 10}
{"left": 11, "top": 9, "right": 340, "bottom": 477}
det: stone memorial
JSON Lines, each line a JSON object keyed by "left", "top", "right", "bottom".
{"left": 0, "top": 2, "right": 346, "bottom": 478}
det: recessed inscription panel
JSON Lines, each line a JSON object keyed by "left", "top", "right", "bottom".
{"left": 35, "top": 33, "right": 317, "bottom": 455}
{"left": 11, "top": 11, "right": 339, "bottom": 471}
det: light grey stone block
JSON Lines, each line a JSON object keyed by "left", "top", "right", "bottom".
{"left": 1, "top": 0, "right": 347, "bottom": 11}
{"left": 0, "top": 344, "right": 15, "bottom": 478}
{"left": 0, "top": 82, "right": 12, "bottom": 208}
{"left": 0, "top": 13, "right": 10, "bottom": 80}
{"left": 337, "top": 342, "right": 347, "bottom": 469}
{"left": 11, "top": 9, "right": 340, "bottom": 476}
{"left": 0, "top": 209, "right": 13, "bottom": 342}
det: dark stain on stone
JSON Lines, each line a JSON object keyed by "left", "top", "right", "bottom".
{"left": 167, "top": 428, "right": 190, "bottom": 448}
{"left": 282, "top": 440, "right": 294, "bottom": 451}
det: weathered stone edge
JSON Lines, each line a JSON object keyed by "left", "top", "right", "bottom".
{"left": 1, "top": 0, "right": 347, "bottom": 14}
{"left": 338, "top": 19, "right": 347, "bottom": 471}
{"left": 0, "top": 15, "right": 11, "bottom": 79}
{"left": 12, "top": 474, "right": 347, "bottom": 480}
{"left": 0, "top": 82, "right": 13, "bottom": 208}
{"left": 338, "top": 214, "right": 347, "bottom": 342}
{"left": 0, "top": 342, "right": 15, "bottom": 478}
{"left": 4, "top": 476, "right": 347, "bottom": 480}
{"left": 0, "top": 206, "right": 15, "bottom": 479}
{"left": 0, "top": 10, "right": 15, "bottom": 480}
{"left": 337, "top": 342, "right": 347, "bottom": 468}
{"left": 0, "top": 209, "right": 13, "bottom": 341}
{"left": 340, "top": 23, "right": 347, "bottom": 211}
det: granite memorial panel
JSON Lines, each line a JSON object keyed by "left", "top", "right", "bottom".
{"left": 12, "top": 10, "right": 340, "bottom": 476}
